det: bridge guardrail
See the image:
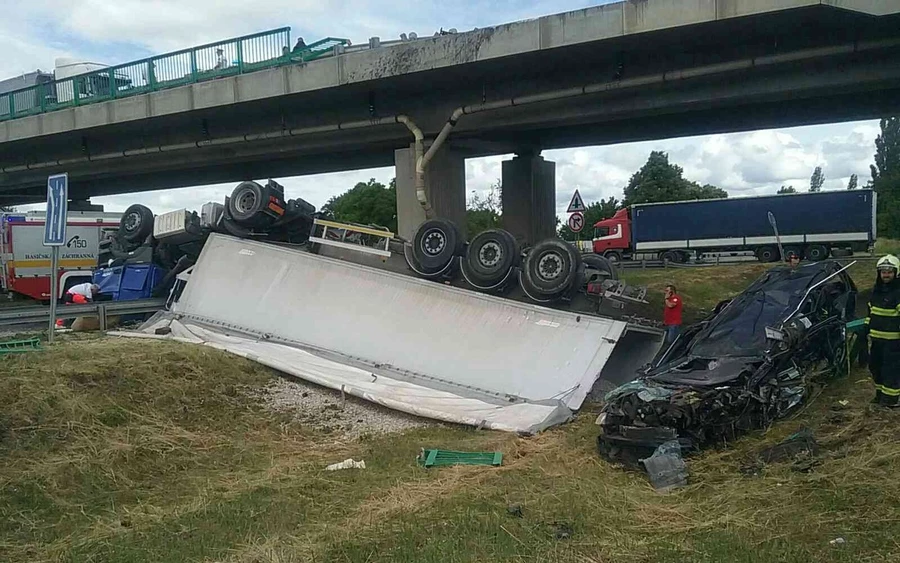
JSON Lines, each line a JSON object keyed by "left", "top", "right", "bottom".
{"left": 0, "top": 30, "right": 351, "bottom": 123}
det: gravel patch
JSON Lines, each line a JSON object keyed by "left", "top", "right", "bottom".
{"left": 253, "top": 376, "right": 432, "bottom": 440}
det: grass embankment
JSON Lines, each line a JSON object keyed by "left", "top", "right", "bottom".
{"left": 2, "top": 333, "right": 899, "bottom": 563}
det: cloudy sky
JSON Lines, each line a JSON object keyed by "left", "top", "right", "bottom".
{"left": 2, "top": 0, "right": 881, "bottom": 218}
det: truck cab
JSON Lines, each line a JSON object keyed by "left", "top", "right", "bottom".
{"left": 591, "top": 208, "right": 632, "bottom": 262}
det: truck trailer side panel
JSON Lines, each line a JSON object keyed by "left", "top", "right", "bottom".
{"left": 140, "top": 233, "right": 658, "bottom": 433}
{"left": 631, "top": 190, "right": 875, "bottom": 251}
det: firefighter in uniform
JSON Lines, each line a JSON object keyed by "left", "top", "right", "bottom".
{"left": 866, "top": 254, "right": 900, "bottom": 407}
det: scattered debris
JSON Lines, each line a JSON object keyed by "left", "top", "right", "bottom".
{"left": 417, "top": 448, "right": 503, "bottom": 468}
{"left": 830, "top": 537, "right": 846, "bottom": 546}
{"left": 506, "top": 504, "right": 523, "bottom": 518}
{"left": 0, "top": 337, "right": 41, "bottom": 355}
{"left": 640, "top": 440, "right": 688, "bottom": 491}
{"left": 325, "top": 458, "right": 366, "bottom": 471}
{"left": 757, "top": 429, "right": 819, "bottom": 464}
{"left": 154, "top": 326, "right": 172, "bottom": 335}
{"left": 837, "top": 400, "right": 851, "bottom": 408}
{"left": 252, "top": 377, "right": 430, "bottom": 440}
{"left": 552, "top": 521, "right": 573, "bottom": 540}
{"left": 598, "top": 261, "right": 857, "bottom": 462}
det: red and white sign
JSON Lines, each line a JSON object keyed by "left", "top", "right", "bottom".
{"left": 568, "top": 212, "right": 585, "bottom": 233}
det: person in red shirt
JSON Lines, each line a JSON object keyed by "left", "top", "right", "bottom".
{"left": 663, "top": 284, "right": 683, "bottom": 344}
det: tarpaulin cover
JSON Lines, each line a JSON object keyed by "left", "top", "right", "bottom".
{"left": 114, "top": 234, "right": 643, "bottom": 433}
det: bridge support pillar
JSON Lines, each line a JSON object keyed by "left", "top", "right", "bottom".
{"left": 394, "top": 143, "right": 467, "bottom": 242}
{"left": 501, "top": 152, "right": 556, "bottom": 246}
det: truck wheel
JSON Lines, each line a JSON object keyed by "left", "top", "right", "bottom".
{"left": 805, "top": 244, "right": 830, "bottom": 261}
{"left": 120, "top": 204, "right": 154, "bottom": 244}
{"left": 462, "top": 229, "right": 518, "bottom": 289}
{"left": 521, "top": 238, "right": 582, "bottom": 297}
{"left": 412, "top": 219, "right": 461, "bottom": 269}
{"left": 676, "top": 250, "right": 691, "bottom": 264}
{"left": 603, "top": 250, "right": 623, "bottom": 264}
{"left": 228, "top": 181, "right": 267, "bottom": 225}
{"left": 661, "top": 250, "right": 678, "bottom": 263}
{"left": 583, "top": 254, "right": 618, "bottom": 284}
{"left": 756, "top": 246, "right": 779, "bottom": 263}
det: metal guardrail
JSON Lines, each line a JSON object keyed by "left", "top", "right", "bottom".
{"left": 0, "top": 30, "right": 351, "bottom": 123}
{"left": 0, "top": 298, "right": 166, "bottom": 329}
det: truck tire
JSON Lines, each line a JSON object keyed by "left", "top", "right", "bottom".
{"left": 228, "top": 181, "right": 267, "bottom": 225}
{"left": 412, "top": 219, "right": 462, "bottom": 270}
{"left": 661, "top": 250, "right": 679, "bottom": 263}
{"left": 120, "top": 204, "right": 154, "bottom": 244}
{"left": 462, "top": 229, "right": 519, "bottom": 289}
{"left": 582, "top": 254, "right": 618, "bottom": 284}
{"left": 805, "top": 244, "right": 830, "bottom": 261}
{"left": 521, "top": 238, "right": 582, "bottom": 297}
{"left": 603, "top": 250, "right": 623, "bottom": 264}
{"left": 756, "top": 246, "right": 779, "bottom": 263}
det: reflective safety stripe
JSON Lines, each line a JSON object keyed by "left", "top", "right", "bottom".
{"left": 871, "top": 306, "right": 900, "bottom": 317}
{"left": 876, "top": 384, "right": 900, "bottom": 397}
{"left": 870, "top": 329, "right": 900, "bottom": 340}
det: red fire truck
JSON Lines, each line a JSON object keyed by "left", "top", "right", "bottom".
{"left": 1, "top": 210, "right": 121, "bottom": 301}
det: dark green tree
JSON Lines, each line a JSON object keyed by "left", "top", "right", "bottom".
{"left": 847, "top": 174, "right": 858, "bottom": 190}
{"left": 558, "top": 196, "right": 620, "bottom": 241}
{"left": 320, "top": 178, "right": 397, "bottom": 232}
{"left": 622, "top": 151, "right": 727, "bottom": 206}
{"left": 809, "top": 166, "right": 825, "bottom": 192}
{"left": 466, "top": 180, "right": 502, "bottom": 237}
{"left": 870, "top": 117, "right": 900, "bottom": 238}
{"left": 777, "top": 185, "right": 797, "bottom": 194}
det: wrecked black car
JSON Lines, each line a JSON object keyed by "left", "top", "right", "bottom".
{"left": 597, "top": 260, "right": 857, "bottom": 463}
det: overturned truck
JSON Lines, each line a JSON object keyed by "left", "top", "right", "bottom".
{"left": 107, "top": 180, "right": 665, "bottom": 433}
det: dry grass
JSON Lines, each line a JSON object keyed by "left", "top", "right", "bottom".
{"left": 2, "top": 307, "right": 900, "bottom": 561}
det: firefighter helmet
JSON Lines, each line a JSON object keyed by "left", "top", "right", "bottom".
{"left": 876, "top": 254, "right": 900, "bottom": 273}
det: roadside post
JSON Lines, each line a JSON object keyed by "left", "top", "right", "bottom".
{"left": 43, "top": 173, "right": 68, "bottom": 342}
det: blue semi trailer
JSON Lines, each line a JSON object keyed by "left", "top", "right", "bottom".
{"left": 590, "top": 189, "right": 877, "bottom": 263}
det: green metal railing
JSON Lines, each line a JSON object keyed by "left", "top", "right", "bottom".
{"left": 0, "top": 29, "right": 351, "bottom": 123}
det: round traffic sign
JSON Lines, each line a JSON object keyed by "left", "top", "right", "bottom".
{"left": 567, "top": 212, "right": 585, "bottom": 233}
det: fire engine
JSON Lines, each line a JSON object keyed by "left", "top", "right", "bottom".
{"left": 0, "top": 209, "right": 121, "bottom": 301}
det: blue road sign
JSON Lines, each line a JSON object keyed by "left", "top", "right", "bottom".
{"left": 44, "top": 173, "right": 68, "bottom": 246}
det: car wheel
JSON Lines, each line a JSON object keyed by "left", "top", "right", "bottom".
{"left": 462, "top": 229, "right": 518, "bottom": 289}
{"left": 521, "top": 238, "right": 582, "bottom": 298}
{"left": 756, "top": 246, "right": 779, "bottom": 263}
{"left": 412, "top": 219, "right": 462, "bottom": 270}
{"left": 805, "top": 244, "right": 830, "bottom": 261}
{"left": 120, "top": 204, "right": 154, "bottom": 244}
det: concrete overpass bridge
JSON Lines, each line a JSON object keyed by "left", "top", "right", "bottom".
{"left": 1, "top": 0, "right": 899, "bottom": 243}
